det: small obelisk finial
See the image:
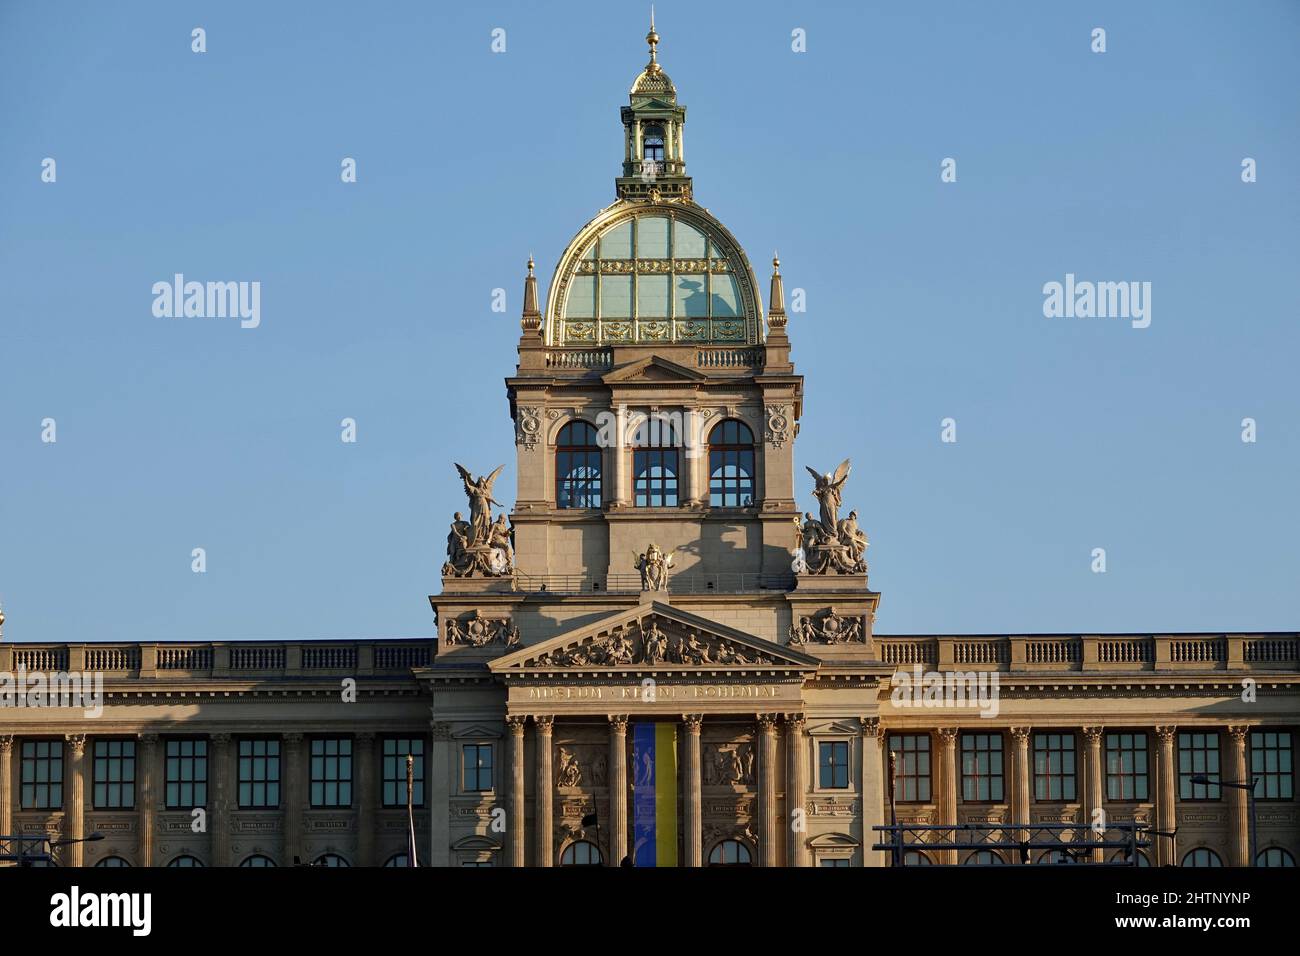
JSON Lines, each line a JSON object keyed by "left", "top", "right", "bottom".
{"left": 521, "top": 255, "right": 541, "bottom": 335}
{"left": 768, "top": 251, "right": 787, "bottom": 330}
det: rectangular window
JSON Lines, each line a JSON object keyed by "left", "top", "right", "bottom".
{"left": 1033, "top": 733, "right": 1077, "bottom": 801}
{"left": 887, "top": 734, "right": 930, "bottom": 803}
{"left": 463, "top": 744, "right": 494, "bottom": 792}
{"left": 556, "top": 448, "right": 602, "bottom": 509}
{"left": 93, "top": 739, "right": 136, "bottom": 809}
{"left": 819, "top": 858, "right": 852, "bottom": 868}
{"left": 165, "top": 738, "right": 209, "bottom": 809}
{"left": 238, "top": 738, "right": 281, "bottom": 808}
{"left": 20, "top": 740, "right": 64, "bottom": 810}
{"left": 1105, "top": 732, "right": 1149, "bottom": 801}
{"left": 383, "top": 738, "right": 426, "bottom": 808}
{"left": 818, "top": 741, "right": 850, "bottom": 789}
{"left": 961, "top": 733, "right": 1004, "bottom": 802}
{"left": 1178, "top": 731, "right": 1221, "bottom": 800}
{"left": 1251, "top": 730, "right": 1293, "bottom": 800}
{"left": 310, "top": 737, "right": 353, "bottom": 808}
{"left": 633, "top": 448, "right": 679, "bottom": 507}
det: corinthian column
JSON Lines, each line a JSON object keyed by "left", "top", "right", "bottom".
{"left": 65, "top": 734, "right": 87, "bottom": 867}
{"left": 1083, "top": 726, "right": 1104, "bottom": 863}
{"left": 507, "top": 716, "right": 527, "bottom": 867}
{"left": 936, "top": 728, "right": 958, "bottom": 865}
{"left": 607, "top": 715, "right": 628, "bottom": 867}
{"left": 860, "top": 718, "right": 885, "bottom": 866}
{"left": 282, "top": 733, "right": 304, "bottom": 865}
{"left": 785, "top": 715, "right": 808, "bottom": 867}
{"left": 1155, "top": 726, "right": 1177, "bottom": 867}
{"left": 0, "top": 736, "right": 14, "bottom": 849}
{"left": 534, "top": 716, "right": 554, "bottom": 867}
{"left": 1009, "top": 727, "right": 1031, "bottom": 859}
{"left": 757, "top": 714, "right": 778, "bottom": 866}
{"left": 137, "top": 733, "right": 158, "bottom": 868}
{"left": 1227, "top": 726, "right": 1251, "bottom": 867}
{"left": 683, "top": 715, "right": 703, "bottom": 866}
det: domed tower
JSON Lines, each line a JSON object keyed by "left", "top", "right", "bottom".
{"left": 505, "top": 18, "right": 813, "bottom": 603}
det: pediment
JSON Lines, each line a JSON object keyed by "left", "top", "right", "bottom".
{"left": 489, "top": 602, "right": 819, "bottom": 674}
{"left": 601, "top": 355, "right": 706, "bottom": 385}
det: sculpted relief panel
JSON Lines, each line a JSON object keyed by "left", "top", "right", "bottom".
{"left": 523, "top": 615, "right": 777, "bottom": 668}
{"left": 445, "top": 610, "right": 520, "bottom": 648}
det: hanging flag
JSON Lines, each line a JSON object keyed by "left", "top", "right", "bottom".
{"left": 631, "top": 723, "right": 678, "bottom": 867}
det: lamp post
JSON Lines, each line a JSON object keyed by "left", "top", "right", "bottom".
{"left": 1190, "top": 774, "right": 1258, "bottom": 866}
{"left": 887, "top": 750, "right": 901, "bottom": 867}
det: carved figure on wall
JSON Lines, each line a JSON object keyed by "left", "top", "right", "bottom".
{"left": 787, "top": 610, "right": 867, "bottom": 645}
{"left": 444, "top": 611, "right": 519, "bottom": 647}
{"left": 633, "top": 542, "right": 674, "bottom": 591}
{"left": 524, "top": 616, "right": 778, "bottom": 668}
{"left": 557, "top": 747, "right": 582, "bottom": 788}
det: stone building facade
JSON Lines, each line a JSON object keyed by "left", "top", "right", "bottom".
{"left": 1, "top": 24, "right": 1297, "bottom": 868}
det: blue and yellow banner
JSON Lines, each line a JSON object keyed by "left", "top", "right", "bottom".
{"left": 631, "top": 723, "right": 678, "bottom": 867}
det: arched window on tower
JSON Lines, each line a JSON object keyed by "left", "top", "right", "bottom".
{"left": 555, "top": 421, "right": 602, "bottom": 509}
{"left": 632, "top": 415, "right": 679, "bottom": 507}
{"left": 642, "top": 124, "right": 665, "bottom": 163}
{"left": 708, "top": 420, "right": 755, "bottom": 508}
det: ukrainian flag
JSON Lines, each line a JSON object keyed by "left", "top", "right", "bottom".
{"left": 631, "top": 723, "right": 678, "bottom": 867}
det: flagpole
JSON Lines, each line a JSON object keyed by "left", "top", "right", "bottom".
{"left": 406, "top": 753, "right": 419, "bottom": 867}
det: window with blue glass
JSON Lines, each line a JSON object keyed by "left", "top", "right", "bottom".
{"left": 633, "top": 415, "right": 679, "bottom": 507}
{"left": 708, "top": 420, "right": 755, "bottom": 507}
{"left": 555, "top": 421, "right": 602, "bottom": 509}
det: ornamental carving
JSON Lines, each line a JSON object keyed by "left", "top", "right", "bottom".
{"left": 788, "top": 609, "right": 866, "bottom": 645}
{"left": 515, "top": 406, "right": 542, "bottom": 450}
{"left": 793, "top": 459, "right": 868, "bottom": 575}
{"left": 555, "top": 744, "right": 607, "bottom": 789}
{"left": 703, "top": 742, "right": 755, "bottom": 786}
{"left": 444, "top": 609, "right": 520, "bottom": 648}
{"left": 442, "top": 464, "right": 514, "bottom": 578}
{"left": 765, "top": 404, "right": 791, "bottom": 449}
{"left": 526, "top": 615, "right": 776, "bottom": 669}
{"left": 633, "top": 542, "right": 674, "bottom": 591}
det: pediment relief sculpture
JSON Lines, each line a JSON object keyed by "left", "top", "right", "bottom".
{"left": 525, "top": 615, "right": 777, "bottom": 669}
{"left": 445, "top": 609, "right": 520, "bottom": 648}
{"left": 788, "top": 609, "right": 866, "bottom": 645}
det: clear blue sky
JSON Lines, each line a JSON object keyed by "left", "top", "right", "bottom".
{"left": 1, "top": 1, "right": 1297, "bottom": 642}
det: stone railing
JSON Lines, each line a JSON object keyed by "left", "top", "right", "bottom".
{"left": 873, "top": 634, "right": 1300, "bottom": 672}
{"left": 545, "top": 349, "right": 614, "bottom": 370}
{"left": 0, "top": 640, "right": 435, "bottom": 679}
{"left": 696, "top": 348, "right": 765, "bottom": 369}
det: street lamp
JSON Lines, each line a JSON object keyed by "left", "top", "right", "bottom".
{"left": 1190, "top": 774, "right": 1259, "bottom": 866}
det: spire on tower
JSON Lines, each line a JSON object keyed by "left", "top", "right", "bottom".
{"left": 768, "top": 252, "right": 787, "bottom": 331}
{"left": 521, "top": 256, "right": 541, "bottom": 336}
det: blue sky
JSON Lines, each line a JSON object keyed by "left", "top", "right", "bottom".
{"left": 1, "top": 0, "right": 1297, "bottom": 642}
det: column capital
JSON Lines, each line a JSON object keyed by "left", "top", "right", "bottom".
{"left": 429, "top": 722, "right": 452, "bottom": 741}
{"left": 756, "top": 713, "right": 779, "bottom": 734}
{"left": 1155, "top": 725, "right": 1177, "bottom": 744}
{"left": 0, "top": 734, "right": 14, "bottom": 753}
{"left": 354, "top": 731, "right": 375, "bottom": 743}
{"left": 607, "top": 714, "right": 629, "bottom": 733}
{"left": 859, "top": 716, "right": 885, "bottom": 740}
{"left": 1009, "top": 726, "right": 1032, "bottom": 743}
{"left": 783, "top": 714, "right": 806, "bottom": 733}
{"left": 65, "top": 733, "right": 87, "bottom": 754}
{"left": 682, "top": 714, "right": 704, "bottom": 733}
{"left": 138, "top": 732, "right": 159, "bottom": 745}
{"left": 936, "top": 727, "right": 958, "bottom": 745}
{"left": 1082, "top": 726, "right": 1105, "bottom": 743}
{"left": 209, "top": 732, "right": 230, "bottom": 745}
{"left": 1227, "top": 724, "right": 1251, "bottom": 742}
{"left": 534, "top": 714, "right": 555, "bottom": 734}
{"left": 506, "top": 715, "right": 528, "bottom": 735}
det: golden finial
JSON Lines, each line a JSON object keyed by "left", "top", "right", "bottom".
{"left": 773, "top": 251, "right": 781, "bottom": 272}
{"left": 645, "top": 7, "right": 660, "bottom": 72}
{"left": 527, "top": 254, "right": 535, "bottom": 276}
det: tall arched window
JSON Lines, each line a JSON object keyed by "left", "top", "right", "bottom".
{"left": 1181, "top": 848, "right": 1223, "bottom": 867}
{"left": 632, "top": 416, "right": 679, "bottom": 507}
{"left": 707, "top": 840, "right": 752, "bottom": 866}
{"left": 901, "top": 850, "right": 932, "bottom": 866}
{"left": 1258, "top": 847, "right": 1296, "bottom": 867}
{"left": 963, "top": 850, "right": 1004, "bottom": 865}
{"left": 555, "top": 421, "right": 602, "bottom": 509}
{"left": 239, "top": 855, "right": 277, "bottom": 867}
{"left": 642, "top": 124, "right": 664, "bottom": 163}
{"left": 559, "top": 841, "right": 603, "bottom": 866}
{"left": 314, "top": 853, "right": 351, "bottom": 867}
{"left": 167, "top": 855, "right": 204, "bottom": 867}
{"left": 95, "top": 856, "right": 131, "bottom": 867}
{"left": 708, "top": 420, "right": 755, "bottom": 508}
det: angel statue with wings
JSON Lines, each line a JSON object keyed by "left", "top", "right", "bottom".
{"left": 455, "top": 463, "right": 504, "bottom": 548}
{"left": 805, "top": 459, "right": 851, "bottom": 534}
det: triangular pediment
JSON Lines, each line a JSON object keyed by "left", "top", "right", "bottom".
{"left": 489, "top": 602, "right": 819, "bottom": 674}
{"left": 601, "top": 355, "right": 707, "bottom": 385}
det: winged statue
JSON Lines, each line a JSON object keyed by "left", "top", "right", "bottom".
{"left": 455, "top": 463, "right": 504, "bottom": 548}
{"left": 805, "top": 459, "right": 851, "bottom": 533}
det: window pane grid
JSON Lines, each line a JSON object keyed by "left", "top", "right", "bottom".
{"left": 1105, "top": 733, "right": 1149, "bottom": 801}
{"left": 1033, "top": 733, "right": 1077, "bottom": 801}
{"left": 238, "top": 738, "right": 281, "bottom": 808}
{"left": 556, "top": 421, "right": 603, "bottom": 509}
{"left": 1251, "top": 731, "right": 1293, "bottom": 800}
{"left": 961, "top": 733, "right": 1004, "bottom": 802}
{"left": 888, "top": 734, "right": 931, "bottom": 803}
{"left": 93, "top": 739, "right": 136, "bottom": 809}
{"left": 463, "top": 744, "right": 494, "bottom": 792}
{"left": 166, "top": 738, "right": 209, "bottom": 809}
{"left": 383, "top": 738, "right": 426, "bottom": 807}
{"left": 310, "top": 738, "right": 353, "bottom": 808}
{"left": 20, "top": 740, "right": 64, "bottom": 810}
{"left": 819, "top": 741, "right": 850, "bottom": 789}
{"left": 1178, "top": 732, "right": 1221, "bottom": 800}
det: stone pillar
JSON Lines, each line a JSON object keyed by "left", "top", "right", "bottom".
{"left": 65, "top": 734, "right": 87, "bottom": 867}
{"left": 1155, "top": 726, "right": 1177, "bottom": 867}
{"left": 757, "top": 714, "right": 778, "bottom": 866}
{"left": 607, "top": 715, "right": 628, "bottom": 867}
{"left": 611, "top": 410, "right": 627, "bottom": 507}
{"left": 534, "top": 716, "right": 554, "bottom": 867}
{"left": 208, "top": 734, "right": 231, "bottom": 867}
{"left": 936, "top": 728, "right": 958, "bottom": 865}
{"left": 283, "top": 733, "right": 304, "bottom": 865}
{"left": 683, "top": 714, "right": 703, "bottom": 867}
{"left": 429, "top": 722, "right": 451, "bottom": 867}
{"left": 507, "top": 716, "right": 527, "bottom": 867}
{"left": 1227, "top": 725, "right": 1250, "bottom": 867}
{"left": 355, "top": 733, "right": 375, "bottom": 867}
{"left": 0, "top": 736, "right": 14, "bottom": 850}
{"left": 137, "top": 733, "right": 158, "bottom": 868}
{"left": 860, "top": 718, "right": 885, "bottom": 866}
{"left": 1009, "top": 727, "right": 1031, "bottom": 860}
{"left": 681, "top": 441, "right": 697, "bottom": 505}
{"left": 785, "top": 715, "right": 808, "bottom": 867}
{"left": 1082, "top": 727, "right": 1104, "bottom": 862}
{"left": 664, "top": 121, "right": 674, "bottom": 164}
